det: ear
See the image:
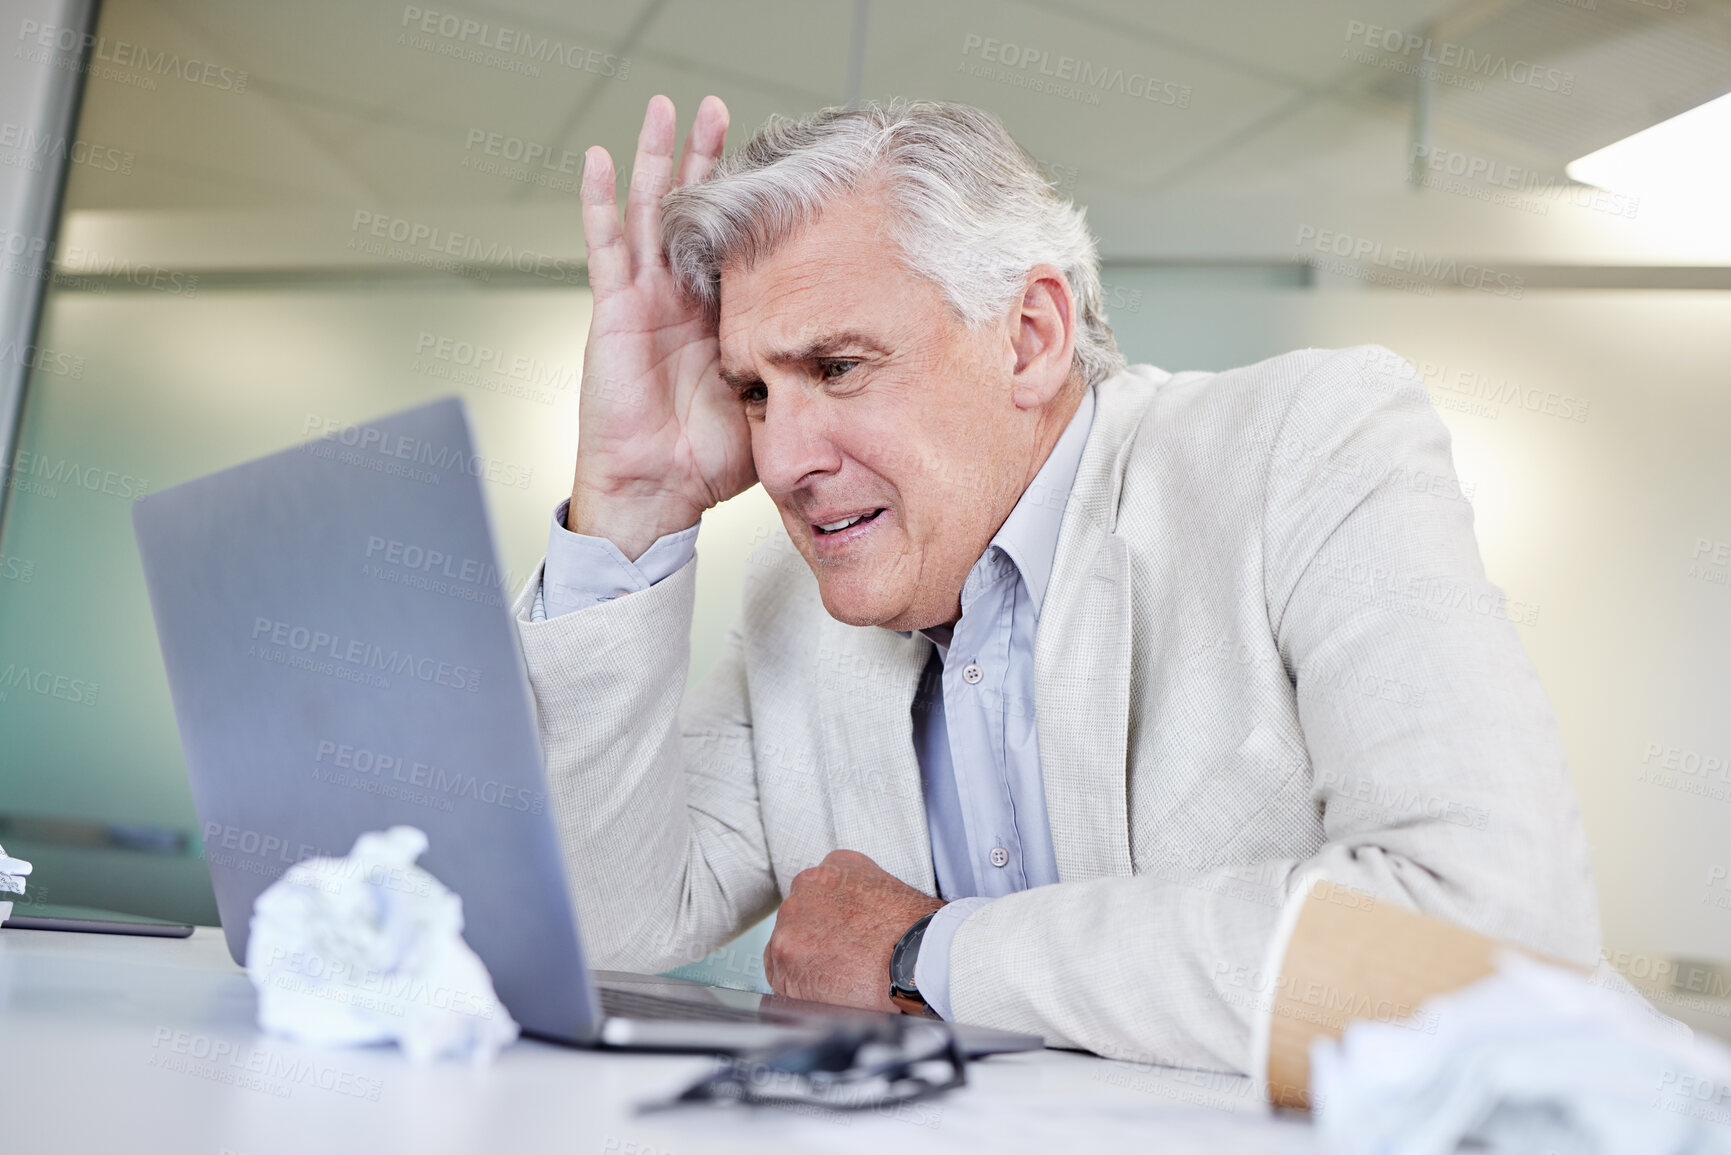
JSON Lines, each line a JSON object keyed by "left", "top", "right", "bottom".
{"left": 1007, "top": 264, "right": 1078, "bottom": 411}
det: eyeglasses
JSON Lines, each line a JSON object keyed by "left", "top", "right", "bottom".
{"left": 642, "top": 1017, "right": 968, "bottom": 1115}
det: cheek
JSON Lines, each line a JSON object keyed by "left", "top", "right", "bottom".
{"left": 900, "top": 474, "right": 970, "bottom": 540}
{"left": 862, "top": 425, "right": 979, "bottom": 523}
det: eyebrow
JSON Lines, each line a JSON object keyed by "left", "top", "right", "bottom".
{"left": 718, "top": 330, "right": 892, "bottom": 391}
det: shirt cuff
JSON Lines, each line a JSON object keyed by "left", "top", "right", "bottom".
{"left": 913, "top": 896, "right": 994, "bottom": 1022}
{"left": 533, "top": 499, "right": 699, "bottom": 621}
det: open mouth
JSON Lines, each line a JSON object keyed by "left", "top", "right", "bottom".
{"left": 813, "top": 508, "right": 886, "bottom": 535}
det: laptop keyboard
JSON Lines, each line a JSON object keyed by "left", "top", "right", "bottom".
{"left": 598, "top": 985, "right": 768, "bottom": 1024}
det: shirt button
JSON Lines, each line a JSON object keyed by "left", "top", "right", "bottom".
{"left": 989, "top": 847, "right": 1009, "bottom": 868}
{"left": 962, "top": 663, "right": 983, "bottom": 684}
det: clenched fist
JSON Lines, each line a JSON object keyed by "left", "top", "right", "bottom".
{"left": 763, "top": 849, "right": 945, "bottom": 1012}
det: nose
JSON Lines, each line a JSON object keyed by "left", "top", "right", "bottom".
{"left": 750, "top": 384, "right": 842, "bottom": 500}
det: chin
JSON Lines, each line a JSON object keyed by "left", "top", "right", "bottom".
{"left": 814, "top": 576, "right": 906, "bottom": 629}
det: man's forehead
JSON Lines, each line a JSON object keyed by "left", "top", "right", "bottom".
{"left": 717, "top": 269, "right": 912, "bottom": 375}
{"left": 714, "top": 191, "right": 916, "bottom": 363}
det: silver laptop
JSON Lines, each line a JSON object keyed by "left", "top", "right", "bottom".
{"left": 131, "top": 396, "right": 1039, "bottom": 1057}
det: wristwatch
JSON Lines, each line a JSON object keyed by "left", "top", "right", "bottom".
{"left": 888, "top": 912, "right": 939, "bottom": 1017}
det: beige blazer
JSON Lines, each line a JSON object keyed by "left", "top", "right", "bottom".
{"left": 512, "top": 346, "right": 1601, "bottom": 1074}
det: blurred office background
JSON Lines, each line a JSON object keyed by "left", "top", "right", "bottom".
{"left": 2, "top": 0, "right": 1728, "bottom": 1027}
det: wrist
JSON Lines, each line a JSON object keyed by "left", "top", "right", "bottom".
{"left": 888, "top": 911, "right": 940, "bottom": 1017}
{"left": 567, "top": 481, "right": 702, "bottom": 562}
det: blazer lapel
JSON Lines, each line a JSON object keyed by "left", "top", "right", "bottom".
{"left": 1034, "top": 374, "right": 1157, "bottom": 882}
{"left": 1036, "top": 522, "right": 1135, "bottom": 882}
{"left": 819, "top": 624, "right": 936, "bottom": 894}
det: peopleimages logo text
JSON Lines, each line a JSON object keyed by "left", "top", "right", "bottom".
{"left": 301, "top": 414, "right": 535, "bottom": 490}
{"left": 6, "top": 448, "right": 150, "bottom": 499}
{"left": 1344, "top": 21, "right": 1574, "bottom": 94}
{"left": 249, "top": 617, "right": 482, "bottom": 693}
{"left": 1294, "top": 225, "right": 1525, "bottom": 298}
{"left": 17, "top": 20, "right": 249, "bottom": 91}
{"left": 0, "top": 663, "right": 99, "bottom": 707}
{"left": 399, "top": 6, "right": 629, "bottom": 78}
{"left": 349, "top": 210, "right": 579, "bottom": 285}
{"left": 0, "top": 121, "right": 133, "bottom": 175}
{"left": 960, "top": 34, "right": 1191, "bottom": 107}
{"left": 314, "top": 740, "right": 545, "bottom": 814}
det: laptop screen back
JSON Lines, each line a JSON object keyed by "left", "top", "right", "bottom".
{"left": 131, "top": 397, "right": 598, "bottom": 1043}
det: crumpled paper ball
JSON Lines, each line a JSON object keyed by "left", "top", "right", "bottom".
{"left": 1311, "top": 951, "right": 1731, "bottom": 1155}
{"left": 245, "top": 825, "right": 519, "bottom": 1065}
{"left": 0, "top": 841, "right": 32, "bottom": 923}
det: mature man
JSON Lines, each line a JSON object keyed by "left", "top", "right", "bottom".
{"left": 515, "top": 93, "right": 1599, "bottom": 1073}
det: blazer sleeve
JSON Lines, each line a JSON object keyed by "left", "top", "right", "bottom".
{"left": 512, "top": 557, "right": 778, "bottom": 973}
{"left": 941, "top": 347, "right": 1601, "bottom": 1076}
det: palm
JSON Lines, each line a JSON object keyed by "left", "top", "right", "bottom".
{"left": 572, "top": 95, "right": 753, "bottom": 552}
{"left": 582, "top": 259, "right": 751, "bottom": 509}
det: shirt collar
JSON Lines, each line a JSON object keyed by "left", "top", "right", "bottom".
{"left": 986, "top": 385, "right": 1096, "bottom": 618}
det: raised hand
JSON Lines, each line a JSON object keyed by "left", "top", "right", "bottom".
{"left": 569, "top": 94, "right": 754, "bottom": 560}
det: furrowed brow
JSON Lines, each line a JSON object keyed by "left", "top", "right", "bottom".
{"left": 720, "top": 331, "right": 891, "bottom": 393}
{"left": 718, "top": 365, "right": 759, "bottom": 392}
{"left": 765, "top": 331, "right": 889, "bottom": 365}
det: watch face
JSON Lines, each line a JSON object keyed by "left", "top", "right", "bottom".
{"left": 891, "top": 938, "right": 917, "bottom": 992}
{"left": 891, "top": 914, "right": 932, "bottom": 994}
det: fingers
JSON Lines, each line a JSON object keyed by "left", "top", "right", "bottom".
{"left": 623, "top": 94, "right": 678, "bottom": 270}
{"left": 762, "top": 916, "right": 804, "bottom": 996}
{"left": 790, "top": 860, "right": 843, "bottom": 894}
{"left": 579, "top": 146, "right": 629, "bottom": 294}
{"left": 762, "top": 937, "right": 779, "bottom": 992}
{"left": 674, "top": 95, "right": 729, "bottom": 189}
{"left": 822, "top": 848, "right": 871, "bottom": 871}
{"left": 587, "top": 94, "right": 727, "bottom": 290}
{"left": 763, "top": 923, "right": 818, "bottom": 1002}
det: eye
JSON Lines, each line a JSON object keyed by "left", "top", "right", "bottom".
{"left": 819, "top": 359, "right": 858, "bottom": 381}
{"left": 738, "top": 382, "right": 767, "bottom": 406}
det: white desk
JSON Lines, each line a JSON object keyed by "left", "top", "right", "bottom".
{"left": 2, "top": 927, "right": 1317, "bottom": 1154}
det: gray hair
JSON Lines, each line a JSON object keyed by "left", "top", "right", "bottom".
{"left": 661, "top": 99, "right": 1125, "bottom": 389}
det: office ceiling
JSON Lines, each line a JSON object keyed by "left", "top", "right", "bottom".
{"left": 48, "top": 0, "right": 1731, "bottom": 266}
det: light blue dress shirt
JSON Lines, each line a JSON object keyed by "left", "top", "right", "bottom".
{"left": 533, "top": 387, "right": 1096, "bottom": 1020}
